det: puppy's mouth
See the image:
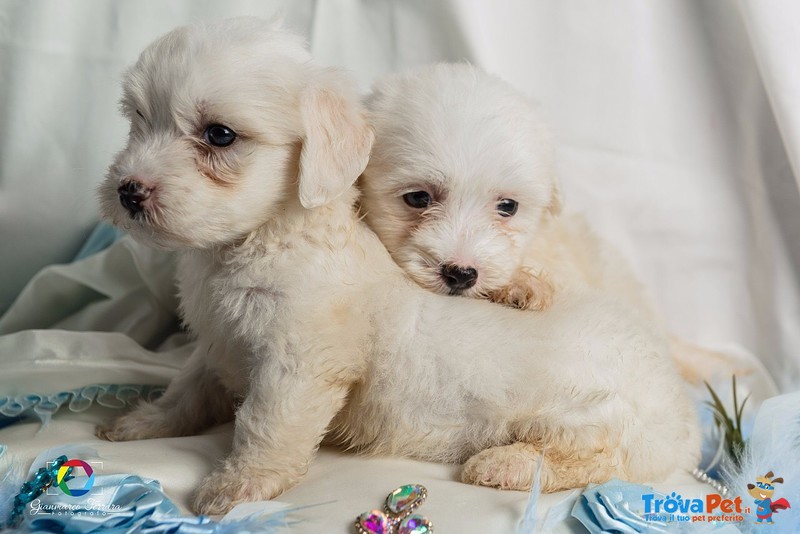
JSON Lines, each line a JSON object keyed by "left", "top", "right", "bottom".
{"left": 102, "top": 185, "right": 183, "bottom": 248}
{"left": 126, "top": 209, "right": 146, "bottom": 222}
{"left": 396, "top": 251, "right": 486, "bottom": 299}
{"left": 444, "top": 281, "right": 484, "bottom": 298}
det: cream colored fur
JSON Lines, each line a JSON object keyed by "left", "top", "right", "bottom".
{"left": 96, "top": 20, "right": 700, "bottom": 515}
{"left": 359, "top": 64, "right": 727, "bottom": 383}
{"left": 359, "top": 64, "right": 655, "bottom": 316}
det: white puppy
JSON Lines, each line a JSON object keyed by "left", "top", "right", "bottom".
{"left": 97, "top": 19, "right": 699, "bottom": 515}
{"left": 359, "top": 64, "right": 655, "bottom": 317}
{"left": 359, "top": 64, "right": 733, "bottom": 383}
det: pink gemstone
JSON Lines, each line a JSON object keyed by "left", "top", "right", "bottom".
{"left": 358, "top": 510, "right": 390, "bottom": 534}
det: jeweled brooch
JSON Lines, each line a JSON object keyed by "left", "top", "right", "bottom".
{"left": 355, "top": 484, "right": 433, "bottom": 533}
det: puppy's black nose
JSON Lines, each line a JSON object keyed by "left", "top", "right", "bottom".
{"left": 440, "top": 264, "right": 478, "bottom": 291}
{"left": 118, "top": 180, "right": 150, "bottom": 216}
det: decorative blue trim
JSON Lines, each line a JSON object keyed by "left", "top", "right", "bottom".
{"left": 0, "top": 385, "right": 165, "bottom": 429}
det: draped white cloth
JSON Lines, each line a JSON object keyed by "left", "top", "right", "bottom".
{"left": 1, "top": 3, "right": 798, "bottom": 530}
{"left": 1, "top": 0, "right": 798, "bottom": 389}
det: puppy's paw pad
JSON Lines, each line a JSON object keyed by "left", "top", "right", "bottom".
{"left": 95, "top": 418, "right": 155, "bottom": 442}
{"left": 489, "top": 270, "right": 554, "bottom": 311}
{"left": 94, "top": 424, "right": 120, "bottom": 442}
{"left": 193, "top": 466, "right": 289, "bottom": 515}
{"left": 95, "top": 406, "right": 179, "bottom": 441}
{"left": 462, "top": 445, "right": 538, "bottom": 491}
{"left": 193, "top": 484, "right": 239, "bottom": 516}
{"left": 95, "top": 421, "right": 161, "bottom": 442}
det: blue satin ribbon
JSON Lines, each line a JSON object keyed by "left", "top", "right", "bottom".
{"left": 17, "top": 473, "right": 289, "bottom": 533}
{"left": 571, "top": 479, "right": 667, "bottom": 534}
{"left": 0, "top": 445, "right": 292, "bottom": 533}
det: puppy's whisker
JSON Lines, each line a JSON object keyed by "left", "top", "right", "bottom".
{"left": 355, "top": 206, "right": 369, "bottom": 222}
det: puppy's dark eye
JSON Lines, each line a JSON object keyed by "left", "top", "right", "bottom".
{"left": 203, "top": 124, "right": 237, "bottom": 147}
{"left": 403, "top": 191, "right": 433, "bottom": 209}
{"left": 497, "top": 199, "right": 518, "bottom": 217}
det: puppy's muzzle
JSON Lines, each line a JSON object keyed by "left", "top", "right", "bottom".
{"left": 440, "top": 264, "right": 478, "bottom": 292}
{"left": 118, "top": 179, "right": 152, "bottom": 217}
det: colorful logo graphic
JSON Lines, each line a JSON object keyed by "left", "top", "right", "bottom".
{"left": 56, "top": 459, "right": 95, "bottom": 497}
{"left": 642, "top": 491, "right": 748, "bottom": 524}
{"left": 747, "top": 471, "right": 791, "bottom": 525}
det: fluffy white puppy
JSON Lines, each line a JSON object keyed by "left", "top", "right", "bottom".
{"left": 359, "top": 64, "right": 733, "bottom": 383}
{"left": 359, "top": 63, "right": 655, "bottom": 317}
{"left": 96, "top": 19, "right": 699, "bottom": 515}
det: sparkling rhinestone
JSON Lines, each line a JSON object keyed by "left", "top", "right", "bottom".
{"left": 32, "top": 470, "right": 50, "bottom": 485}
{"left": 386, "top": 484, "right": 426, "bottom": 515}
{"left": 398, "top": 514, "right": 433, "bottom": 534}
{"left": 356, "top": 509, "right": 390, "bottom": 534}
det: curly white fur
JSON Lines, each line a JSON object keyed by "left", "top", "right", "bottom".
{"left": 95, "top": 19, "right": 700, "bottom": 515}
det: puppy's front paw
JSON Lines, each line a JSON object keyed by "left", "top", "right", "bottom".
{"left": 193, "top": 463, "right": 293, "bottom": 515}
{"left": 95, "top": 403, "right": 179, "bottom": 441}
{"left": 462, "top": 443, "right": 538, "bottom": 491}
{"left": 488, "top": 269, "right": 554, "bottom": 311}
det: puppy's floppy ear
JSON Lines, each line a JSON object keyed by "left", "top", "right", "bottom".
{"left": 297, "top": 68, "right": 374, "bottom": 209}
{"left": 546, "top": 183, "right": 563, "bottom": 216}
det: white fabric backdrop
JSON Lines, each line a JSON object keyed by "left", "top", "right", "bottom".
{"left": 1, "top": 0, "right": 798, "bottom": 389}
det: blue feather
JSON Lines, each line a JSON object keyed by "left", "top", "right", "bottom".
{"left": 517, "top": 450, "right": 544, "bottom": 533}
{"left": 214, "top": 512, "right": 292, "bottom": 533}
{"left": 540, "top": 489, "right": 580, "bottom": 532}
{"left": 721, "top": 392, "right": 800, "bottom": 533}
{"left": 0, "top": 445, "right": 24, "bottom": 524}
{"left": 23, "top": 443, "right": 101, "bottom": 476}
